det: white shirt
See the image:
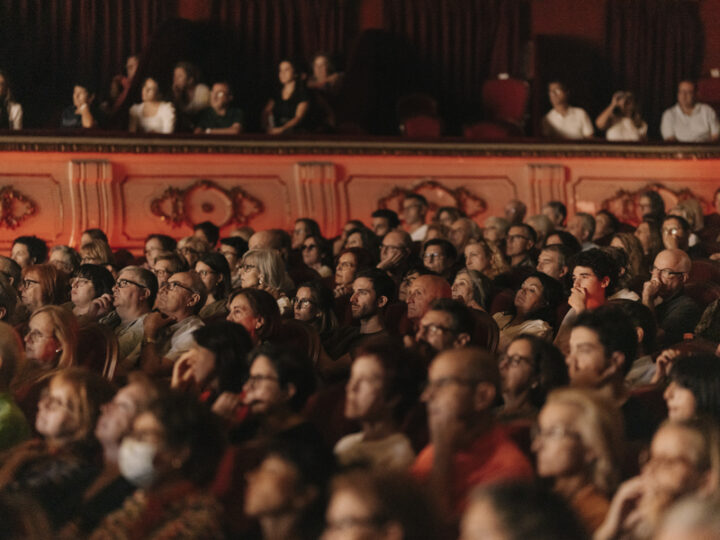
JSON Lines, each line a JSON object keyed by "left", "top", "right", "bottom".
{"left": 183, "top": 84, "right": 210, "bottom": 115}
{"left": 158, "top": 315, "right": 204, "bottom": 362}
{"left": 129, "top": 102, "right": 176, "bottom": 134}
{"left": 409, "top": 223, "right": 429, "bottom": 242}
{"left": 334, "top": 432, "right": 415, "bottom": 471}
{"left": 660, "top": 103, "right": 720, "bottom": 142}
{"left": 542, "top": 106, "right": 594, "bottom": 139}
{"left": 606, "top": 117, "right": 647, "bottom": 141}
{"left": 3, "top": 102, "right": 22, "bottom": 130}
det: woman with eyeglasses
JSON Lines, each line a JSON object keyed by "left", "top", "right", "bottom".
{"left": 195, "top": 253, "right": 231, "bottom": 322}
{"left": 18, "top": 264, "right": 69, "bottom": 322}
{"left": 302, "top": 234, "right": 333, "bottom": 279}
{"left": 532, "top": 388, "right": 623, "bottom": 533}
{"left": 67, "top": 264, "right": 115, "bottom": 320}
{"left": 239, "top": 249, "right": 294, "bottom": 316}
{"left": 293, "top": 281, "right": 338, "bottom": 340}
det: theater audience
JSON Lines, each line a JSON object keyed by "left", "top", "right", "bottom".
{"left": 422, "top": 238, "right": 457, "bottom": 281}
{"left": 333, "top": 247, "right": 373, "bottom": 298}
{"left": 263, "top": 59, "right": 310, "bottom": 134}
{"left": 61, "top": 81, "right": 100, "bottom": 128}
{"left": 172, "top": 61, "right": 210, "bottom": 118}
{"left": 219, "top": 236, "right": 249, "bottom": 287}
{"left": 661, "top": 80, "right": 720, "bottom": 142}
{"left": 402, "top": 193, "right": 429, "bottom": 242}
{"left": 301, "top": 234, "right": 333, "bottom": 278}
{"left": 371, "top": 208, "right": 400, "bottom": 238}
{"left": 239, "top": 248, "right": 294, "bottom": 314}
{"left": 542, "top": 81, "right": 593, "bottom": 139}
{"left": 128, "top": 76, "right": 175, "bottom": 134}
{"left": 177, "top": 235, "right": 208, "bottom": 268}
{"left": 413, "top": 298, "right": 476, "bottom": 362}
{"left": 68, "top": 264, "right": 115, "bottom": 319}
{"left": 451, "top": 268, "right": 492, "bottom": 311}
{"left": 194, "top": 81, "right": 243, "bottom": 134}
{"left": 48, "top": 245, "right": 81, "bottom": 275}
{"left": 450, "top": 217, "right": 482, "bottom": 253}
{"left": 406, "top": 274, "right": 452, "bottom": 331}
{"left": 465, "top": 239, "right": 508, "bottom": 279}
{"left": 144, "top": 233, "right": 177, "bottom": 268}
{"left": 542, "top": 200, "right": 568, "bottom": 229}
{"left": 377, "top": 230, "right": 414, "bottom": 284}
{"left": 195, "top": 252, "right": 231, "bottom": 320}
{"left": 663, "top": 354, "right": 720, "bottom": 423}
{"left": 293, "top": 280, "right": 338, "bottom": 342}
{"left": 506, "top": 223, "right": 537, "bottom": 268}
{"left": 11, "top": 236, "right": 47, "bottom": 268}
{"left": 226, "top": 288, "right": 283, "bottom": 346}
{"left": 567, "top": 212, "right": 598, "bottom": 251}
{"left": 18, "top": 264, "right": 68, "bottom": 316}
{"left": 596, "top": 90, "right": 647, "bottom": 141}
{"left": 151, "top": 252, "right": 187, "bottom": 288}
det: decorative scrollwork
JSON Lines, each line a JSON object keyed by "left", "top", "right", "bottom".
{"left": 0, "top": 185, "right": 37, "bottom": 229}
{"left": 150, "top": 179, "right": 264, "bottom": 228}
{"left": 377, "top": 179, "right": 487, "bottom": 219}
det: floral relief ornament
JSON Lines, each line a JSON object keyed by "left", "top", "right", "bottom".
{"left": 0, "top": 185, "right": 37, "bottom": 229}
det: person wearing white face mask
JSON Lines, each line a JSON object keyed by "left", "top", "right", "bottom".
{"left": 89, "top": 391, "right": 225, "bottom": 539}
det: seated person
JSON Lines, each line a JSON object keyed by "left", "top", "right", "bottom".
{"left": 128, "top": 76, "right": 175, "bottom": 134}
{"left": 262, "top": 60, "right": 310, "bottom": 135}
{"left": 61, "top": 81, "right": 101, "bottom": 128}
{"left": 306, "top": 52, "right": 343, "bottom": 93}
{"left": 0, "top": 69, "right": 22, "bottom": 129}
{"left": 68, "top": 264, "right": 115, "bottom": 320}
{"left": 172, "top": 61, "right": 210, "bottom": 118}
{"left": 661, "top": 80, "right": 720, "bottom": 142}
{"left": 11, "top": 235, "right": 48, "bottom": 269}
{"left": 595, "top": 91, "right": 647, "bottom": 141}
{"left": 0, "top": 322, "right": 29, "bottom": 450}
{"left": 194, "top": 81, "right": 243, "bottom": 134}
{"left": 541, "top": 81, "right": 593, "bottom": 140}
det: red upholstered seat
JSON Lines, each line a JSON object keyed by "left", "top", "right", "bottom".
{"left": 688, "top": 259, "right": 720, "bottom": 284}
{"left": 482, "top": 77, "right": 530, "bottom": 127}
{"left": 463, "top": 121, "right": 521, "bottom": 139}
{"left": 697, "top": 77, "right": 720, "bottom": 116}
{"left": 684, "top": 281, "right": 720, "bottom": 307}
{"left": 401, "top": 115, "right": 442, "bottom": 137}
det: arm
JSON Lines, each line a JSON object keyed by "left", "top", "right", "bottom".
{"left": 128, "top": 106, "right": 138, "bottom": 132}
{"left": 10, "top": 103, "right": 22, "bottom": 130}
{"left": 660, "top": 110, "right": 676, "bottom": 141}
{"left": 161, "top": 103, "right": 176, "bottom": 134}
{"left": 261, "top": 99, "right": 275, "bottom": 132}
{"left": 270, "top": 100, "right": 308, "bottom": 134}
{"left": 709, "top": 106, "right": 720, "bottom": 141}
{"left": 581, "top": 109, "right": 594, "bottom": 139}
{"left": 596, "top": 93, "right": 622, "bottom": 130}
{"left": 78, "top": 103, "right": 96, "bottom": 128}
{"left": 204, "top": 123, "right": 242, "bottom": 135}
{"left": 139, "top": 311, "right": 175, "bottom": 376}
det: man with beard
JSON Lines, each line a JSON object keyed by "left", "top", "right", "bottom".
{"left": 412, "top": 298, "right": 476, "bottom": 366}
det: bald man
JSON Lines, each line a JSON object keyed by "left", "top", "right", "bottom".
{"left": 406, "top": 274, "right": 452, "bottom": 327}
{"left": 642, "top": 249, "right": 702, "bottom": 347}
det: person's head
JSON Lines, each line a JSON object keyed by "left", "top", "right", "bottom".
{"left": 402, "top": 193, "right": 428, "bottom": 226}
{"left": 482, "top": 216, "right": 510, "bottom": 244}
{"left": 610, "top": 298, "right": 657, "bottom": 356}
{"left": 350, "top": 269, "right": 396, "bottom": 321}
{"left": 141, "top": 76, "right": 161, "bottom": 103}
{"left": 173, "top": 61, "right": 200, "bottom": 91}
{"left": 36, "top": 367, "right": 114, "bottom": 447}
{"left": 544, "top": 229, "right": 582, "bottom": 255}
{"left": 0, "top": 274, "right": 15, "bottom": 323}
{"left": 0, "top": 256, "right": 21, "bottom": 290}
{"left": 371, "top": 209, "right": 400, "bottom": 238}
{"left": 398, "top": 264, "right": 431, "bottom": 303}
{"left": 113, "top": 266, "right": 157, "bottom": 313}
{"left": 504, "top": 199, "right": 527, "bottom": 225}
{"left": 451, "top": 268, "right": 492, "bottom": 311}
{"left": 70, "top": 264, "right": 115, "bottom": 309}
{"left": 677, "top": 80, "right": 697, "bottom": 110}
{"left": 422, "top": 238, "right": 457, "bottom": 275}
{"left": 637, "top": 190, "right": 666, "bottom": 221}
{"left": 0, "top": 69, "right": 11, "bottom": 101}
{"left": 460, "top": 482, "right": 588, "bottom": 540}
{"left": 542, "top": 201, "right": 568, "bottom": 228}
{"left": 125, "top": 55, "right": 139, "bottom": 79}
{"left": 240, "top": 248, "right": 291, "bottom": 292}
{"left": 144, "top": 234, "right": 177, "bottom": 266}
{"left": 335, "top": 248, "right": 374, "bottom": 287}
{"left": 292, "top": 218, "right": 321, "bottom": 250}
{"left": 665, "top": 354, "right": 720, "bottom": 423}
{"left": 566, "top": 212, "right": 595, "bottom": 245}
{"left": 547, "top": 80, "right": 569, "bottom": 109}
{"left": 512, "top": 271, "right": 564, "bottom": 322}
{"left": 209, "top": 81, "right": 233, "bottom": 114}
{"left": 0, "top": 321, "right": 23, "bottom": 390}
{"left": 379, "top": 230, "right": 412, "bottom": 268}
{"left": 415, "top": 298, "right": 475, "bottom": 355}
{"left": 293, "top": 280, "right": 338, "bottom": 335}
{"left": 324, "top": 471, "right": 439, "bottom": 540}
{"left": 312, "top": 52, "right": 335, "bottom": 79}
{"left": 506, "top": 224, "right": 536, "bottom": 259}
{"left": 406, "top": 274, "right": 452, "bottom": 322}
{"left": 463, "top": 239, "right": 492, "bottom": 274}
{"left": 655, "top": 496, "right": 720, "bottom": 540}
{"left": 434, "top": 206, "right": 463, "bottom": 228}
{"left": 500, "top": 334, "right": 568, "bottom": 409}
{"left": 12, "top": 236, "right": 47, "bottom": 268}
{"left": 567, "top": 305, "right": 637, "bottom": 388}
{"left": 192, "top": 221, "right": 220, "bottom": 248}
{"left": 177, "top": 235, "right": 208, "bottom": 268}
{"left": 278, "top": 59, "right": 299, "bottom": 85}
{"left": 569, "top": 248, "right": 618, "bottom": 305}
{"left": 226, "top": 288, "right": 281, "bottom": 343}
{"left": 156, "top": 270, "right": 206, "bottom": 317}
{"left": 72, "top": 82, "right": 95, "bottom": 109}
{"left": 344, "top": 227, "right": 379, "bottom": 259}
{"left": 95, "top": 372, "right": 158, "bottom": 451}
{"left": 609, "top": 232, "right": 645, "bottom": 280}
{"left": 195, "top": 252, "right": 231, "bottom": 300}
{"left": 450, "top": 218, "right": 481, "bottom": 252}
{"left": 80, "top": 239, "right": 114, "bottom": 266}
{"left": 594, "top": 210, "right": 619, "bottom": 241}
{"left": 49, "top": 245, "right": 81, "bottom": 275}
{"left": 244, "top": 343, "right": 315, "bottom": 414}
{"left": 248, "top": 229, "right": 288, "bottom": 253}
{"left": 651, "top": 248, "right": 691, "bottom": 299}
{"left": 662, "top": 215, "right": 691, "bottom": 251}
{"left": 670, "top": 198, "right": 704, "bottom": 233}
{"left": 19, "top": 264, "right": 68, "bottom": 312}
{"left": 119, "top": 390, "right": 224, "bottom": 488}
{"left": 152, "top": 252, "right": 188, "bottom": 286}
{"left": 533, "top": 388, "right": 623, "bottom": 495}
{"left": 634, "top": 216, "right": 664, "bottom": 258}
{"left": 536, "top": 244, "right": 571, "bottom": 281}
{"left": 219, "top": 236, "right": 248, "bottom": 272}
{"left": 24, "top": 305, "right": 78, "bottom": 369}
{"left": 82, "top": 227, "right": 109, "bottom": 247}
{"left": 526, "top": 214, "right": 554, "bottom": 247}
{"left": 302, "top": 234, "right": 332, "bottom": 268}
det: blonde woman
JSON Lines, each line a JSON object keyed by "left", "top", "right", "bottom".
{"left": 239, "top": 249, "right": 294, "bottom": 315}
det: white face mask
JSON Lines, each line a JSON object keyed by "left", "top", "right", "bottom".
{"left": 118, "top": 437, "right": 158, "bottom": 488}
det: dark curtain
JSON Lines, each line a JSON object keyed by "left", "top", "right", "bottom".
{"left": 607, "top": 0, "right": 703, "bottom": 138}
{"left": 0, "top": 0, "right": 173, "bottom": 127}
{"left": 383, "top": 0, "right": 530, "bottom": 132}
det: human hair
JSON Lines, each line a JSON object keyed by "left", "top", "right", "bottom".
{"left": 658, "top": 495, "right": 720, "bottom": 537}
{"left": 671, "top": 199, "right": 704, "bottom": 232}
{"left": 0, "top": 256, "right": 21, "bottom": 287}
{"left": 248, "top": 343, "right": 316, "bottom": 411}
{"left": 228, "top": 288, "right": 281, "bottom": 341}
{"left": 183, "top": 271, "right": 208, "bottom": 314}
{"left": 454, "top": 217, "right": 483, "bottom": 242}
{"left": 453, "top": 268, "right": 493, "bottom": 310}
{"left": 192, "top": 321, "right": 253, "bottom": 393}
{"left": 573, "top": 212, "right": 596, "bottom": 240}
{"left": 434, "top": 206, "right": 464, "bottom": 223}
{"left": 609, "top": 298, "right": 657, "bottom": 354}
{"left": 80, "top": 240, "right": 114, "bottom": 266}
{"left": 669, "top": 355, "right": 720, "bottom": 423}
{"left": 572, "top": 305, "right": 637, "bottom": 373}
{"left": 569, "top": 248, "right": 619, "bottom": 291}
{"left": 404, "top": 193, "right": 427, "bottom": 208}
{"left": 510, "top": 271, "right": 564, "bottom": 325}
{"left": 335, "top": 247, "right": 376, "bottom": 272}
{"left": 73, "top": 264, "right": 115, "bottom": 298}
{"left": 0, "top": 69, "right": 14, "bottom": 103}
{"left": 610, "top": 233, "right": 645, "bottom": 280}
{"left": 638, "top": 217, "right": 664, "bottom": 260}
{"left": 178, "top": 235, "right": 209, "bottom": 258}
{"left": 219, "top": 236, "right": 248, "bottom": 258}
{"left": 22, "top": 264, "right": 69, "bottom": 306}
{"left": 429, "top": 298, "right": 475, "bottom": 338}
{"left": 595, "top": 210, "right": 619, "bottom": 236}
{"left": 543, "top": 201, "right": 568, "bottom": 224}
{"left": 0, "top": 321, "right": 23, "bottom": 389}
{"left": 296, "top": 281, "right": 338, "bottom": 335}
{"left": 303, "top": 234, "right": 334, "bottom": 268}
{"left": 422, "top": 238, "right": 457, "bottom": 261}
{"left": 121, "top": 266, "right": 159, "bottom": 309}
{"left": 125, "top": 371, "right": 160, "bottom": 410}
{"left": 540, "top": 244, "right": 572, "bottom": 270}
{"left": 12, "top": 236, "right": 48, "bottom": 264}
{"left": 354, "top": 268, "right": 397, "bottom": 304}
{"left": 49, "top": 245, "right": 81, "bottom": 274}
{"left": 146, "top": 234, "right": 177, "bottom": 252}
{"left": 600, "top": 247, "right": 629, "bottom": 293}
{"left": 0, "top": 274, "right": 17, "bottom": 323}
{"left": 295, "top": 218, "right": 322, "bottom": 239}
{"left": 241, "top": 249, "right": 293, "bottom": 292}
{"left": 311, "top": 51, "right": 336, "bottom": 74}
{"left": 344, "top": 228, "right": 379, "bottom": 260}
{"left": 146, "top": 390, "right": 225, "bottom": 486}
{"left": 174, "top": 61, "right": 201, "bottom": 84}
{"left": 81, "top": 228, "right": 108, "bottom": 244}
{"left": 153, "top": 252, "right": 188, "bottom": 275}
{"left": 526, "top": 214, "right": 555, "bottom": 243}
{"left": 509, "top": 334, "right": 569, "bottom": 409}
{"left": 663, "top": 214, "right": 691, "bottom": 235}
{"left": 545, "top": 229, "right": 582, "bottom": 255}
{"left": 371, "top": 209, "right": 400, "bottom": 230}
{"left": 545, "top": 388, "right": 624, "bottom": 494}
{"left": 639, "top": 190, "right": 666, "bottom": 220}
{"left": 30, "top": 305, "right": 78, "bottom": 368}
{"left": 197, "top": 252, "right": 231, "bottom": 299}
{"left": 193, "top": 221, "right": 220, "bottom": 246}
{"left": 509, "top": 223, "right": 537, "bottom": 245}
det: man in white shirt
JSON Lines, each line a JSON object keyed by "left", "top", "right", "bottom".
{"left": 541, "top": 81, "right": 594, "bottom": 139}
{"left": 402, "top": 193, "right": 429, "bottom": 242}
{"left": 661, "top": 80, "right": 720, "bottom": 142}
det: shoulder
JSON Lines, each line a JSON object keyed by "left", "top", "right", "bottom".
{"left": 129, "top": 103, "right": 142, "bottom": 114}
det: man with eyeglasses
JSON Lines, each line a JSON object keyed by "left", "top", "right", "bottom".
{"left": 411, "top": 347, "right": 533, "bottom": 516}
{"left": 140, "top": 271, "right": 207, "bottom": 377}
{"left": 413, "top": 298, "right": 476, "bottom": 364}
{"left": 505, "top": 224, "right": 537, "bottom": 269}
{"left": 421, "top": 238, "right": 457, "bottom": 281}
{"left": 642, "top": 249, "right": 702, "bottom": 348}
{"left": 377, "top": 230, "right": 414, "bottom": 285}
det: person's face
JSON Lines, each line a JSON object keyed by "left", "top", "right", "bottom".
{"left": 566, "top": 326, "right": 613, "bottom": 388}
{"left": 278, "top": 61, "right": 295, "bottom": 85}
{"left": 398, "top": 271, "right": 419, "bottom": 303}
{"left": 637, "top": 196, "right": 653, "bottom": 220}
{"left": 449, "top": 221, "right": 472, "bottom": 250}
{"left": 402, "top": 198, "right": 425, "bottom": 226}
{"left": 415, "top": 309, "right": 457, "bottom": 354}
{"left": 677, "top": 82, "right": 696, "bottom": 110}
{"left": 371, "top": 216, "right": 391, "bottom": 237}
{"left": 240, "top": 256, "right": 261, "bottom": 288}
{"left": 323, "top": 488, "right": 382, "bottom": 540}
{"left": 245, "top": 454, "right": 301, "bottom": 517}
{"left": 634, "top": 222, "right": 651, "bottom": 253}
{"left": 664, "top": 381, "right": 697, "bottom": 421}
{"left": 548, "top": 82, "right": 568, "bottom": 108}
{"left": 407, "top": 276, "right": 437, "bottom": 321}
{"left": 609, "top": 237, "right": 625, "bottom": 251}
{"left": 379, "top": 232, "right": 407, "bottom": 266}
{"left": 542, "top": 206, "right": 563, "bottom": 227}
{"left": 151, "top": 259, "right": 174, "bottom": 287}
{"left": 178, "top": 244, "right": 201, "bottom": 268}
{"left": 436, "top": 210, "right": 455, "bottom": 228}
{"left": 421, "top": 352, "right": 476, "bottom": 422}
{"left": 506, "top": 226, "right": 532, "bottom": 257}
{"left": 19, "top": 269, "right": 44, "bottom": 311}
{"left": 36, "top": 379, "right": 80, "bottom": 442}
{"left": 144, "top": 238, "right": 164, "bottom": 267}
{"left": 451, "top": 271, "right": 475, "bottom": 306}
{"left": 572, "top": 265, "right": 607, "bottom": 303}
{"left": 302, "top": 238, "right": 321, "bottom": 266}
{"left": 459, "top": 498, "right": 508, "bottom": 540}
{"left": 350, "top": 277, "right": 379, "bottom": 320}
{"left": 514, "top": 277, "right": 545, "bottom": 315}
{"left": 335, "top": 253, "right": 357, "bottom": 286}
{"left": 173, "top": 67, "right": 189, "bottom": 90}
{"left": 532, "top": 401, "right": 586, "bottom": 479}
{"left": 227, "top": 293, "right": 262, "bottom": 339}
{"left": 0, "top": 75, "right": 6, "bottom": 98}
{"left": 422, "top": 244, "right": 448, "bottom": 274}
{"left": 126, "top": 56, "right": 139, "bottom": 79}
{"left": 293, "top": 286, "right": 319, "bottom": 322}
{"left": 72, "top": 85, "right": 92, "bottom": 108}
{"left": 313, "top": 55, "right": 329, "bottom": 79}
{"left": 95, "top": 383, "right": 144, "bottom": 446}
{"left": 345, "top": 232, "right": 363, "bottom": 249}
{"left": 142, "top": 78, "right": 159, "bottom": 102}
{"left": 566, "top": 216, "right": 587, "bottom": 243}
{"left": 219, "top": 244, "right": 240, "bottom": 272}
{"left": 651, "top": 251, "right": 687, "bottom": 298}
{"left": 24, "top": 312, "right": 60, "bottom": 365}
{"left": 243, "top": 354, "right": 286, "bottom": 414}
{"left": 537, "top": 249, "right": 565, "bottom": 280}
{"left": 156, "top": 272, "right": 195, "bottom": 314}
{"left": 70, "top": 275, "right": 96, "bottom": 307}
{"left": 642, "top": 425, "right": 706, "bottom": 499}
{"left": 11, "top": 242, "right": 32, "bottom": 268}
{"left": 180, "top": 342, "right": 217, "bottom": 388}
{"left": 210, "top": 83, "right": 231, "bottom": 112}
{"left": 483, "top": 218, "right": 504, "bottom": 243}
{"left": 113, "top": 269, "right": 146, "bottom": 311}
{"left": 49, "top": 251, "right": 74, "bottom": 274}
{"left": 464, "top": 243, "right": 489, "bottom": 273}
{"left": 195, "top": 261, "right": 221, "bottom": 296}
{"left": 662, "top": 218, "right": 688, "bottom": 250}
{"left": 594, "top": 213, "right": 612, "bottom": 239}
{"left": 345, "top": 355, "right": 387, "bottom": 421}
{"left": 499, "top": 338, "right": 536, "bottom": 396}
{"left": 292, "top": 221, "right": 310, "bottom": 249}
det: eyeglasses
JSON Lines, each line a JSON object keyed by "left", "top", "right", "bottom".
{"left": 245, "top": 374, "right": 279, "bottom": 387}
{"left": 423, "top": 253, "right": 444, "bottom": 261}
{"left": 531, "top": 424, "right": 580, "bottom": 442}
{"left": 418, "top": 322, "right": 453, "bottom": 336}
{"left": 153, "top": 268, "right": 173, "bottom": 279}
{"left": 292, "top": 297, "right": 316, "bottom": 309}
{"left": 662, "top": 227, "right": 681, "bottom": 236}
{"left": 115, "top": 278, "right": 148, "bottom": 289}
{"left": 499, "top": 354, "right": 533, "bottom": 368}
{"left": 25, "top": 328, "right": 57, "bottom": 343}
{"left": 196, "top": 269, "right": 217, "bottom": 278}
{"left": 21, "top": 278, "right": 39, "bottom": 289}
{"left": 651, "top": 265, "right": 686, "bottom": 279}
{"left": 423, "top": 376, "right": 478, "bottom": 394}
{"left": 70, "top": 277, "right": 92, "bottom": 288}
{"left": 161, "top": 280, "right": 195, "bottom": 294}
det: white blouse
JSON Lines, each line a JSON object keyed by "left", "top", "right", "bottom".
{"left": 129, "top": 102, "right": 175, "bottom": 134}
